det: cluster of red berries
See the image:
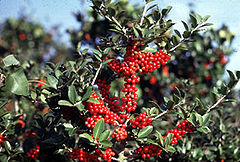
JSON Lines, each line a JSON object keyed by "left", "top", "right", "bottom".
{"left": 177, "top": 120, "right": 196, "bottom": 132}
{"left": 112, "top": 125, "right": 128, "bottom": 140}
{"left": 69, "top": 149, "right": 89, "bottom": 161}
{"left": 97, "top": 79, "right": 120, "bottom": 113}
{"left": 120, "top": 75, "right": 140, "bottom": 112}
{"left": 84, "top": 93, "right": 123, "bottom": 129}
{"left": 37, "top": 80, "right": 46, "bottom": 88}
{"left": 108, "top": 42, "right": 169, "bottom": 113}
{"left": 162, "top": 120, "right": 196, "bottom": 145}
{"left": 0, "top": 134, "right": 5, "bottom": 146}
{"left": 27, "top": 145, "right": 40, "bottom": 160}
{"left": 130, "top": 112, "right": 152, "bottom": 129}
{"left": 108, "top": 41, "right": 170, "bottom": 77}
{"left": 96, "top": 148, "right": 115, "bottom": 162}
{"left": 135, "top": 144, "right": 163, "bottom": 159}
{"left": 69, "top": 149, "right": 100, "bottom": 162}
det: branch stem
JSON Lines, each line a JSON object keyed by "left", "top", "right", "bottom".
{"left": 140, "top": 2, "right": 148, "bottom": 26}
{"left": 91, "top": 62, "right": 103, "bottom": 86}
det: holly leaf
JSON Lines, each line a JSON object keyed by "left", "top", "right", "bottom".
{"left": 58, "top": 100, "right": 73, "bottom": 107}
{"left": 79, "top": 133, "right": 94, "bottom": 142}
{"left": 138, "top": 126, "right": 153, "bottom": 138}
{"left": 3, "top": 55, "right": 20, "bottom": 67}
{"left": 93, "top": 118, "right": 104, "bottom": 139}
{"left": 4, "top": 68, "right": 29, "bottom": 96}
{"left": 99, "top": 130, "right": 110, "bottom": 142}
{"left": 68, "top": 85, "right": 77, "bottom": 103}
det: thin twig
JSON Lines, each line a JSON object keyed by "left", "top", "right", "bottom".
{"left": 168, "top": 22, "right": 207, "bottom": 52}
{"left": 91, "top": 62, "right": 103, "bottom": 86}
{"left": 207, "top": 94, "right": 228, "bottom": 113}
{"left": 152, "top": 96, "right": 185, "bottom": 120}
{"left": 28, "top": 79, "right": 47, "bottom": 85}
{"left": 152, "top": 110, "right": 170, "bottom": 120}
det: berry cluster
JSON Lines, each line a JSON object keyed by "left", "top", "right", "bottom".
{"left": 177, "top": 120, "right": 196, "bottom": 132}
{"left": 108, "top": 41, "right": 170, "bottom": 76}
{"left": 120, "top": 75, "right": 140, "bottom": 112}
{"left": 135, "top": 144, "right": 163, "bottom": 159}
{"left": 162, "top": 120, "right": 196, "bottom": 145}
{"left": 85, "top": 93, "right": 123, "bottom": 129}
{"left": 108, "top": 41, "right": 169, "bottom": 113}
{"left": 130, "top": 112, "right": 152, "bottom": 129}
{"left": 96, "top": 148, "right": 115, "bottom": 162}
{"left": 97, "top": 79, "right": 120, "bottom": 113}
{"left": 0, "top": 134, "right": 5, "bottom": 146}
{"left": 112, "top": 125, "right": 128, "bottom": 140}
{"left": 27, "top": 145, "right": 40, "bottom": 160}
{"left": 69, "top": 149, "right": 88, "bottom": 161}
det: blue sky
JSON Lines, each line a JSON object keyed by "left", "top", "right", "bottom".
{"left": 0, "top": 0, "right": 239, "bottom": 78}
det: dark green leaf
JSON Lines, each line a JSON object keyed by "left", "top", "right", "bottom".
{"left": 166, "top": 146, "right": 176, "bottom": 153}
{"left": 0, "top": 154, "right": 8, "bottom": 162}
{"left": 165, "top": 133, "right": 173, "bottom": 147}
{"left": 172, "top": 94, "right": 180, "bottom": 102}
{"left": 82, "top": 48, "right": 88, "bottom": 55}
{"left": 58, "top": 100, "right": 73, "bottom": 107}
{"left": 138, "top": 126, "right": 153, "bottom": 138}
{"left": 92, "top": 49, "right": 102, "bottom": 58}
{"left": 183, "top": 31, "right": 191, "bottom": 38}
{"left": 79, "top": 133, "right": 94, "bottom": 142}
{"left": 172, "top": 36, "right": 178, "bottom": 45}
{"left": 202, "top": 113, "right": 211, "bottom": 126}
{"left": 82, "top": 86, "right": 93, "bottom": 101}
{"left": 3, "top": 55, "right": 20, "bottom": 67}
{"left": 55, "top": 70, "right": 62, "bottom": 79}
{"left": 150, "top": 107, "right": 158, "bottom": 115}
{"left": 104, "top": 48, "right": 111, "bottom": 55}
{"left": 77, "top": 42, "right": 81, "bottom": 53}
{"left": 197, "top": 126, "right": 211, "bottom": 134}
{"left": 47, "top": 75, "right": 58, "bottom": 89}
{"left": 196, "top": 98, "right": 205, "bottom": 110}
{"left": 4, "top": 68, "right": 29, "bottom": 96}
{"left": 174, "top": 30, "right": 181, "bottom": 38}
{"left": 236, "top": 71, "right": 240, "bottom": 79}
{"left": 145, "top": 0, "right": 154, "bottom": 3}
{"left": 76, "top": 103, "right": 84, "bottom": 111}
{"left": 87, "top": 98, "right": 100, "bottom": 104}
{"left": 187, "top": 113, "right": 196, "bottom": 126}
{"left": 156, "top": 130, "right": 163, "bottom": 145}
{"left": 189, "top": 14, "right": 197, "bottom": 27}
{"left": 93, "top": 118, "right": 104, "bottom": 139}
{"left": 69, "top": 128, "right": 76, "bottom": 137}
{"left": 227, "top": 70, "right": 236, "bottom": 81}
{"left": 162, "top": 6, "right": 172, "bottom": 16}
{"left": 166, "top": 100, "right": 174, "bottom": 109}
{"left": 100, "top": 140, "right": 113, "bottom": 148}
{"left": 147, "top": 4, "right": 157, "bottom": 11}
{"left": 4, "top": 140, "right": 11, "bottom": 154}
{"left": 132, "top": 26, "right": 140, "bottom": 38}
{"left": 68, "top": 85, "right": 77, "bottom": 103}
{"left": 201, "top": 23, "right": 213, "bottom": 27}
{"left": 181, "top": 21, "right": 189, "bottom": 31}
{"left": 99, "top": 130, "right": 110, "bottom": 142}
{"left": 142, "top": 47, "right": 157, "bottom": 53}
{"left": 202, "top": 15, "right": 210, "bottom": 22}
{"left": 220, "top": 120, "right": 226, "bottom": 132}
{"left": 195, "top": 113, "right": 203, "bottom": 126}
